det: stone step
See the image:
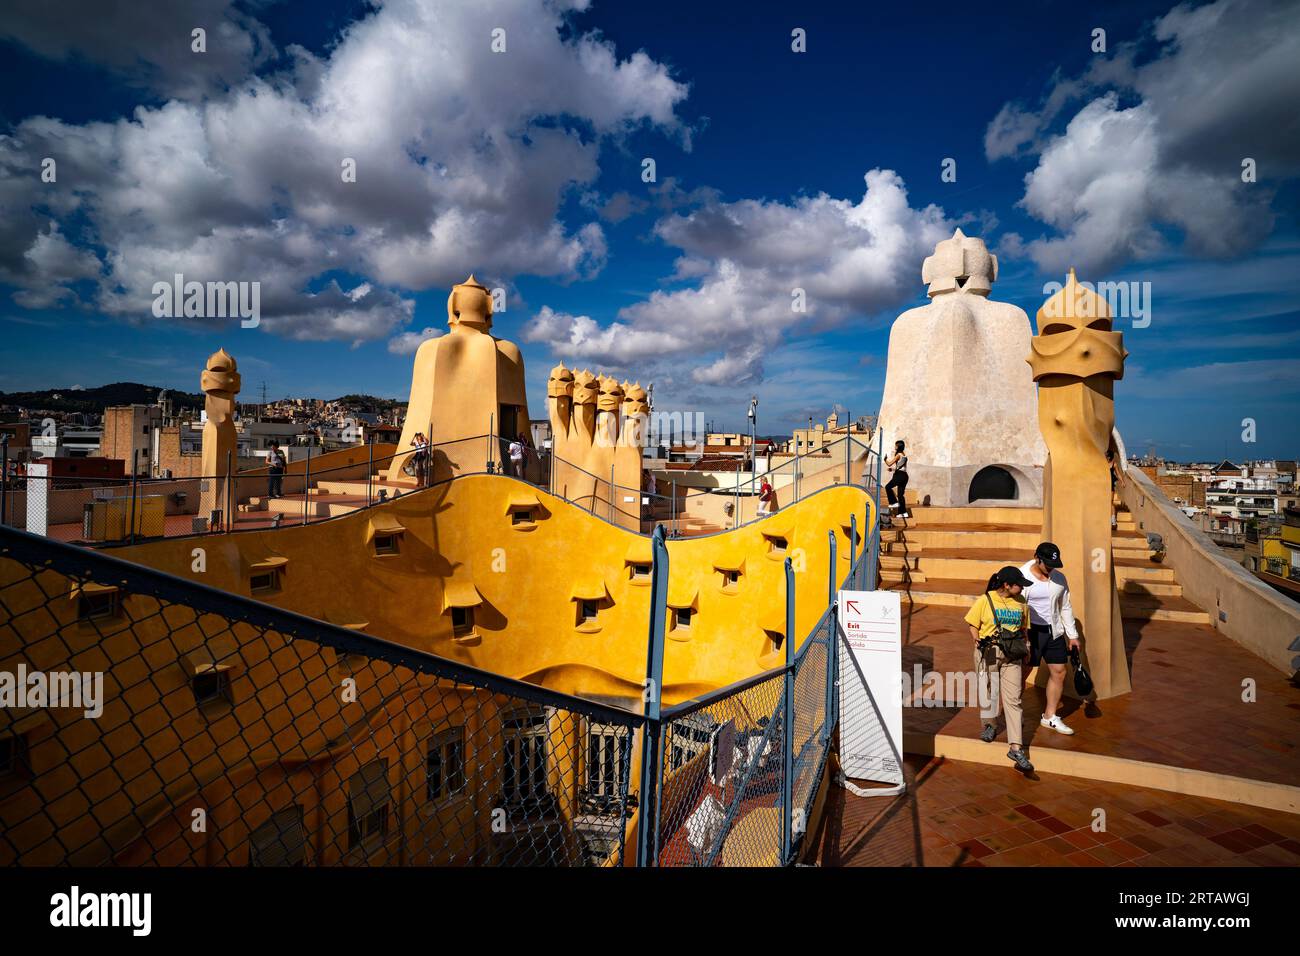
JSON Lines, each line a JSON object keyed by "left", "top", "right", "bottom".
{"left": 257, "top": 494, "right": 368, "bottom": 519}
{"left": 890, "top": 548, "right": 1030, "bottom": 581}
{"left": 890, "top": 526, "right": 1043, "bottom": 551}
{"left": 1113, "top": 546, "right": 1154, "bottom": 561}
{"left": 314, "top": 478, "right": 415, "bottom": 497}
{"left": 1114, "top": 560, "right": 1177, "bottom": 583}
{"left": 1118, "top": 594, "right": 1212, "bottom": 625}
{"left": 897, "top": 505, "right": 1044, "bottom": 527}
{"left": 1123, "top": 578, "right": 1184, "bottom": 598}
{"left": 881, "top": 568, "right": 927, "bottom": 584}
{"left": 881, "top": 577, "right": 987, "bottom": 608}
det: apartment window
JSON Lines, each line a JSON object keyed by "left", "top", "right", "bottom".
{"left": 723, "top": 569, "right": 741, "bottom": 588}
{"left": 249, "top": 807, "right": 307, "bottom": 867}
{"left": 373, "top": 532, "right": 399, "bottom": 555}
{"left": 451, "top": 606, "right": 474, "bottom": 637}
{"left": 347, "top": 760, "right": 390, "bottom": 851}
{"left": 250, "top": 570, "right": 281, "bottom": 595}
{"left": 510, "top": 506, "right": 538, "bottom": 526}
{"left": 672, "top": 607, "right": 694, "bottom": 632}
{"left": 426, "top": 728, "right": 466, "bottom": 802}
{"left": 502, "top": 709, "right": 549, "bottom": 805}
{"left": 629, "top": 562, "right": 652, "bottom": 581}
{"left": 585, "top": 723, "right": 630, "bottom": 809}
{"left": 767, "top": 535, "right": 788, "bottom": 554}
{"left": 191, "top": 668, "right": 232, "bottom": 708}
{"left": 577, "top": 599, "right": 599, "bottom": 626}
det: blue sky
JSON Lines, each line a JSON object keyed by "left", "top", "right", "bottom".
{"left": 1, "top": 0, "right": 1297, "bottom": 460}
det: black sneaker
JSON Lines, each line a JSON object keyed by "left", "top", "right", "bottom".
{"left": 1008, "top": 748, "right": 1034, "bottom": 773}
{"left": 980, "top": 723, "right": 997, "bottom": 743}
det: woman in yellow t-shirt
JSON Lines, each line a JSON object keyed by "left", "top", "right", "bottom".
{"left": 964, "top": 566, "right": 1034, "bottom": 773}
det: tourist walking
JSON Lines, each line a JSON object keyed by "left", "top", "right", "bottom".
{"left": 1020, "top": 542, "right": 1081, "bottom": 735}
{"left": 509, "top": 432, "right": 527, "bottom": 478}
{"left": 267, "top": 442, "right": 286, "bottom": 499}
{"left": 756, "top": 477, "right": 775, "bottom": 516}
{"left": 884, "top": 440, "right": 910, "bottom": 518}
{"left": 965, "top": 565, "right": 1034, "bottom": 772}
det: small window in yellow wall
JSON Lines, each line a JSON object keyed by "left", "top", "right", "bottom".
{"left": 672, "top": 607, "right": 693, "bottom": 632}
{"left": 577, "top": 599, "right": 599, "bottom": 625}
{"left": 629, "top": 562, "right": 652, "bottom": 581}
{"left": 451, "top": 606, "right": 474, "bottom": 637}
{"left": 77, "top": 589, "right": 120, "bottom": 622}
{"left": 373, "top": 532, "right": 400, "bottom": 555}
{"left": 191, "top": 668, "right": 232, "bottom": 708}
{"left": 767, "top": 536, "right": 788, "bottom": 554}
{"left": 250, "top": 570, "right": 281, "bottom": 595}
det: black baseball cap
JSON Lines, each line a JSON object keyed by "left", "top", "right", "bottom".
{"left": 1035, "top": 542, "right": 1063, "bottom": 569}
{"left": 995, "top": 565, "right": 1033, "bottom": 588}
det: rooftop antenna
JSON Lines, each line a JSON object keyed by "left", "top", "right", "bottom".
{"left": 259, "top": 381, "right": 269, "bottom": 422}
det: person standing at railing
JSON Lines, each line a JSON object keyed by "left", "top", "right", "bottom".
{"left": 410, "top": 432, "right": 430, "bottom": 487}
{"left": 508, "top": 432, "right": 526, "bottom": 479}
{"left": 267, "top": 442, "right": 286, "bottom": 499}
{"left": 884, "top": 440, "right": 910, "bottom": 518}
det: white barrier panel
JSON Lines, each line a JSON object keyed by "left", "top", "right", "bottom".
{"left": 837, "top": 589, "right": 903, "bottom": 788}
{"left": 26, "top": 462, "right": 48, "bottom": 537}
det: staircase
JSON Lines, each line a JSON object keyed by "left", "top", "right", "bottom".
{"left": 240, "top": 477, "right": 420, "bottom": 522}
{"left": 879, "top": 503, "right": 1211, "bottom": 625}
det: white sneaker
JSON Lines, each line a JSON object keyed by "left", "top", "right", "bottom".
{"left": 1040, "top": 715, "right": 1074, "bottom": 735}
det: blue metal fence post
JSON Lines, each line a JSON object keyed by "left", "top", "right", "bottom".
{"left": 367, "top": 441, "right": 374, "bottom": 506}
{"left": 302, "top": 445, "right": 312, "bottom": 526}
{"left": 824, "top": 531, "right": 837, "bottom": 745}
{"left": 780, "top": 556, "right": 795, "bottom": 864}
{"left": 128, "top": 468, "right": 138, "bottom": 545}
{"left": 849, "top": 513, "right": 858, "bottom": 588}
{"left": 1, "top": 434, "right": 8, "bottom": 526}
{"left": 636, "top": 525, "right": 669, "bottom": 867}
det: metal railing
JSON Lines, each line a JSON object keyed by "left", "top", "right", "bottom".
{"left": 3, "top": 422, "right": 883, "bottom": 551}
{"left": 0, "top": 468, "right": 881, "bottom": 866}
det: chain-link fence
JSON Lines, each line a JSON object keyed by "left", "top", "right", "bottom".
{"left": 1, "top": 446, "right": 881, "bottom": 867}
{"left": 0, "top": 526, "right": 643, "bottom": 866}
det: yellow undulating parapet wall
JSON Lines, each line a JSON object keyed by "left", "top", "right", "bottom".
{"left": 113, "top": 476, "right": 873, "bottom": 705}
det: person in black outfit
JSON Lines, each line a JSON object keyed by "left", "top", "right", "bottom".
{"left": 884, "top": 440, "right": 910, "bottom": 518}
{"left": 267, "top": 441, "right": 286, "bottom": 499}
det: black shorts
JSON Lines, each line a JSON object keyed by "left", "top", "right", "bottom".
{"left": 1029, "top": 623, "right": 1068, "bottom": 666}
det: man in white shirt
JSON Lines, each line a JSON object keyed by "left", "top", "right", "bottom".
{"left": 1019, "top": 542, "right": 1081, "bottom": 736}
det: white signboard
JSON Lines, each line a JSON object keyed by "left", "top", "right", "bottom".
{"left": 26, "top": 462, "right": 49, "bottom": 537}
{"left": 838, "top": 589, "right": 903, "bottom": 787}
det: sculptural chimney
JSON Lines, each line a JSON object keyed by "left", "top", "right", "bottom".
{"left": 876, "top": 229, "right": 1046, "bottom": 506}
{"left": 200, "top": 347, "right": 241, "bottom": 528}
{"left": 1028, "top": 270, "right": 1131, "bottom": 698}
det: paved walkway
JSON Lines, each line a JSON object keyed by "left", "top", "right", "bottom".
{"left": 813, "top": 754, "right": 1300, "bottom": 866}
{"left": 898, "top": 604, "right": 1300, "bottom": 787}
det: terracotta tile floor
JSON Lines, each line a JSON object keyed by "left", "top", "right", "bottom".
{"left": 898, "top": 604, "right": 1300, "bottom": 787}
{"left": 812, "top": 754, "right": 1300, "bottom": 866}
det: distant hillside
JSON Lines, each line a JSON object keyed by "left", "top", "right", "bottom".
{"left": 0, "top": 382, "right": 204, "bottom": 415}
{"left": 329, "top": 394, "right": 406, "bottom": 410}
